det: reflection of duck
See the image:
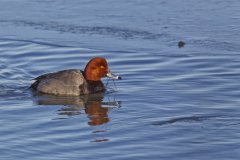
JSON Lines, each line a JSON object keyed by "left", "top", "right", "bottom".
{"left": 31, "top": 57, "right": 121, "bottom": 96}
{"left": 85, "top": 101, "right": 110, "bottom": 126}
{"left": 34, "top": 93, "right": 121, "bottom": 126}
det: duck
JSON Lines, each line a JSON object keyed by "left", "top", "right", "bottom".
{"left": 30, "top": 57, "right": 121, "bottom": 96}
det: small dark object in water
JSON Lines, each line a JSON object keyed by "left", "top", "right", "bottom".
{"left": 178, "top": 41, "right": 185, "bottom": 48}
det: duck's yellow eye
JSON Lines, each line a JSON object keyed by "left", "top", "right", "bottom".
{"left": 100, "top": 66, "right": 105, "bottom": 69}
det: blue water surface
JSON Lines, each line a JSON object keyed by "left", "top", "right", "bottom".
{"left": 0, "top": 0, "right": 240, "bottom": 160}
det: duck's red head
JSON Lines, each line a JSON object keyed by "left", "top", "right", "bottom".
{"left": 84, "top": 57, "right": 121, "bottom": 81}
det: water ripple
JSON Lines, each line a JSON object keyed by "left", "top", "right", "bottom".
{"left": 152, "top": 115, "right": 217, "bottom": 126}
{"left": 0, "top": 20, "right": 168, "bottom": 40}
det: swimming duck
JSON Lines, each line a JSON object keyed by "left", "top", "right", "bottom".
{"left": 30, "top": 57, "right": 121, "bottom": 96}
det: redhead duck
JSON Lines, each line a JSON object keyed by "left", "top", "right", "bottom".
{"left": 30, "top": 57, "right": 121, "bottom": 96}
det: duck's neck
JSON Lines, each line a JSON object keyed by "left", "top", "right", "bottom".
{"left": 86, "top": 80, "right": 105, "bottom": 94}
